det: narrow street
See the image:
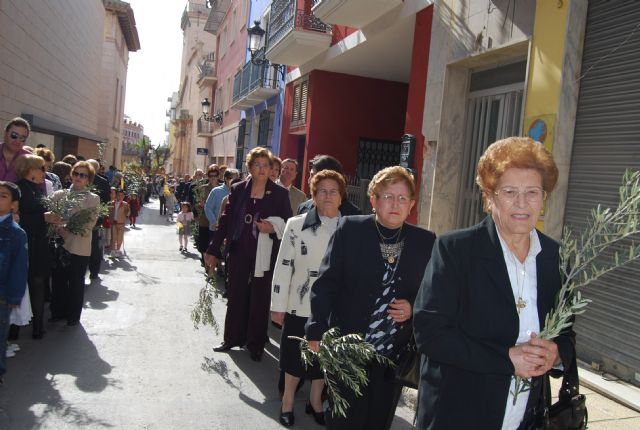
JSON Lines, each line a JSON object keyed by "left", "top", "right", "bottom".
{"left": 0, "top": 199, "right": 416, "bottom": 429}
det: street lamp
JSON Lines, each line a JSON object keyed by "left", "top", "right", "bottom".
{"left": 247, "top": 20, "right": 286, "bottom": 80}
{"left": 201, "top": 97, "right": 223, "bottom": 125}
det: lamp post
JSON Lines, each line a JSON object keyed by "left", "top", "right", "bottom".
{"left": 201, "top": 97, "right": 223, "bottom": 125}
{"left": 246, "top": 20, "right": 286, "bottom": 79}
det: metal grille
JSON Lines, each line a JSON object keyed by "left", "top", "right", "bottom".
{"left": 356, "top": 138, "right": 401, "bottom": 180}
{"left": 564, "top": 0, "right": 640, "bottom": 384}
{"left": 456, "top": 86, "right": 523, "bottom": 228}
{"left": 267, "top": 0, "right": 331, "bottom": 50}
{"left": 257, "top": 110, "right": 271, "bottom": 148}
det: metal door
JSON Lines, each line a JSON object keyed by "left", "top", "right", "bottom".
{"left": 456, "top": 84, "right": 524, "bottom": 228}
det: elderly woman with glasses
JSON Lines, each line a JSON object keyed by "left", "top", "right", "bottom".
{"left": 413, "top": 137, "right": 576, "bottom": 429}
{"left": 306, "top": 166, "right": 436, "bottom": 429}
{"left": 14, "top": 155, "right": 61, "bottom": 339}
{"left": 205, "top": 147, "right": 292, "bottom": 362}
{"left": 49, "top": 161, "right": 100, "bottom": 327}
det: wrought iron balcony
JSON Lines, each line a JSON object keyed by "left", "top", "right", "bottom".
{"left": 197, "top": 52, "right": 216, "bottom": 87}
{"left": 311, "top": 0, "right": 403, "bottom": 28}
{"left": 231, "top": 56, "right": 282, "bottom": 110}
{"left": 197, "top": 118, "right": 215, "bottom": 137}
{"left": 265, "top": 0, "right": 331, "bottom": 66}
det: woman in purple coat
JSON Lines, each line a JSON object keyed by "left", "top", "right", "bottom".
{"left": 205, "top": 147, "right": 292, "bottom": 361}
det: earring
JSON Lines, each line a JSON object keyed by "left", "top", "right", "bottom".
{"left": 372, "top": 208, "right": 376, "bottom": 213}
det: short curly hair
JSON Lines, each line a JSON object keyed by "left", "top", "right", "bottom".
{"left": 246, "top": 147, "right": 272, "bottom": 169}
{"left": 310, "top": 169, "right": 346, "bottom": 199}
{"left": 367, "top": 166, "right": 416, "bottom": 199}
{"left": 15, "top": 154, "right": 45, "bottom": 180}
{"left": 476, "top": 137, "right": 558, "bottom": 212}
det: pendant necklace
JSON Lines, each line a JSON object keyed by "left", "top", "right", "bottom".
{"left": 508, "top": 250, "right": 527, "bottom": 313}
{"left": 376, "top": 221, "right": 403, "bottom": 264}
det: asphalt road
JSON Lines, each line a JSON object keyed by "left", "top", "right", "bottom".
{"left": 0, "top": 198, "right": 416, "bottom": 429}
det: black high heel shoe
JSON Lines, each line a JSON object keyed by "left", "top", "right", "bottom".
{"left": 279, "top": 409, "right": 294, "bottom": 427}
{"left": 305, "top": 402, "right": 325, "bottom": 426}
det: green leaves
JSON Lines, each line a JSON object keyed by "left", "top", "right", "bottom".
{"left": 513, "top": 169, "right": 640, "bottom": 401}
{"left": 292, "top": 328, "right": 393, "bottom": 418}
{"left": 191, "top": 272, "right": 220, "bottom": 334}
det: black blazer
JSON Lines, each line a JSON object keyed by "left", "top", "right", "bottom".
{"left": 413, "top": 217, "right": 575, "bottom": 430}
{"left": 297, "top": 197, "right": 361, "bottom": 216}
{"left": 306, "top": 215, "right": 436, "bottom": 343}
{"left": 17, "top": 179, "right": 51, "bottom": 277}
{"left": 207, "top": 178, "right": 292, "bottom": 263}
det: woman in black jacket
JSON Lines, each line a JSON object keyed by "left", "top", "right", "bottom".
{"left": 16, "top": 154, "right": 60, "bottom": 339}
{"left": 413, "top": 137, "right": 575, "bottom": 429}
{"left": 306, "top": 166, "right": 436, "bottom": 429}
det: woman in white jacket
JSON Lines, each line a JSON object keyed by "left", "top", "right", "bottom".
{"left": 271, "top": 169, "right": 345, "bottom": 427}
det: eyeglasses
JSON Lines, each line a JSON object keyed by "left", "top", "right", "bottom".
{"left": 316, "top": 188, "right": 340, "bottom": 197}
{"left": 72, "top": 171, "right": 89, "bottom": 179}
{"left": 377, "top": 193, "right": 412, "bottom": 205}
{"left": 252, "top": 163, "right": 270, "bottom": 170}
{"left": 9, "top": 131, "right": 28, "bottom": 142}
{"left": 39, "top": 166, "right": 46, "bottom": 172}
{"left": 494, "top": 187, "right": 546, "bottom": 203}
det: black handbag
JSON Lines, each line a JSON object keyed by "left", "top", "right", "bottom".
{"left": 395, "top": 336, "right": 421, "bottom": 389}
{"left": 529, "top": 353, "right": 588, "bottom": 430}
{"left": 50, "top": 237, "right": 72, "bottom": 269}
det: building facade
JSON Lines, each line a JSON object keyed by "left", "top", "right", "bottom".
{"left": 121, "top": 116, "right": 144, "bottom": 166}
{"left": 203, "top": 0, "right": 251, "bottom": 169}
{"left": 228, "top": 0, "right": 285, "bottom": 173}
{"left": 267, "top": 0, "right": 432, "bottom": 206}
{"left": 0, "top": 0, "right": 138, "bottom": 165}
{"left": 170, "top": 0, "right": 217, "bottom": 176}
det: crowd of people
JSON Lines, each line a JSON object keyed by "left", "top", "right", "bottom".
{"left": 0, "top": 117, "right": 154, "bottom": 381}
{"left": 1, "top": 115, "right": 577, "bottom": 430}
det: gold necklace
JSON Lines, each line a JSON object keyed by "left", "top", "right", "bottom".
{"left": 374, "top": 220, "right": 402, "bottom": 241}
{"left": 376, "top": 221, "right": 403, "bottom": 264}
{"left": 507, "top": 249, "right": 527, "bottom": 313}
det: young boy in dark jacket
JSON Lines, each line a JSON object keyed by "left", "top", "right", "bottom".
{"left": 0, "top": 181, "right": 28, "bottom": 384}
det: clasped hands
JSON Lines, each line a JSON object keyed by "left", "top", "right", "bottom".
{"left": 509, "top": 333, "right": 561, "bottom": 378}
{"left": 305, "top": 299, "right": 412, "bottom": 354}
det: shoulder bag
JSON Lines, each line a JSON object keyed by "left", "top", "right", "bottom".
{"left": 394, "top": 335, "right": 421, "bottom": 389}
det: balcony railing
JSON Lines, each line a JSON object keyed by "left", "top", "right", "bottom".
{"left": 231, "top": 55, "right": 282, "bottom": 110}
{"left": 197, "top": 118, "right": 215, "bottom": 136}
{"left": 267, "top": 0, "right": 331, "bottom": 50}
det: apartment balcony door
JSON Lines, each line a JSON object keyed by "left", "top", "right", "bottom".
{"left": 456, "top": 83, "right": 524, "bottom": 228}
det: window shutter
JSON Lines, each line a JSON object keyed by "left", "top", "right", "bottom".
{"left": 300, "top": 80, "right": 308, "bottom": 123}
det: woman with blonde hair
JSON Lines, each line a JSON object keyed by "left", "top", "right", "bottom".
{"left": 306, "top": 166, "right": 436, "bottom": 429}
{"left": 50, "top": 161, "right": 100, "bottom": 326}
{"left": 15, "top": 155, "right": 61, "bottom": 338}
{"left": 413, "top": 137, "right": 575, "bottom": 429}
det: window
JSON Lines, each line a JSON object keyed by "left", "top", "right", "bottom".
{"left": 113, "top": 78, "right": 120, "bottom": 129}
{"left": 291, "top": 78, "right": 308, "bottom": 127}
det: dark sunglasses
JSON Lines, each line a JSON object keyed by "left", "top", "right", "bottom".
{"left": 39, "top": 166, "right": 46, "bottom": 172}
{"left": 72, "top": 171, "right": 89, "bottom": 179}
{"left": 208, "top": 173, "right": 219, "bottom": 178}
{"left": 9, "top": 131, "right": 28, "bottom": 142}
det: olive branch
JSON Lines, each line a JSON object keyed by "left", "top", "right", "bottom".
{"left": 512, "top": 169, "right": 640, "bottom": 401}
{"left": 191, "top": 270, "right": 220, "bottom": 334}
{"left": 290, "top": 328, "right": 394, "bottom": 418}
{"left": 42, "top": 188, "right": 108, "bottom": 237}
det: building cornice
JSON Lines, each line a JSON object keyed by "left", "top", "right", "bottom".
{"left": 103, "top": 0, "right": 141, "bottom": 52}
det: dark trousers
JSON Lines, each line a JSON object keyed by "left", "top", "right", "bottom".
{"left": 28, "top": 274, "right": 48, "bottom": 337}
{"left": 51, "top": 254, "right": 89, "bottom": 323}
{"left": 159, "top": 196, "right": 166, "bottom": 215}
{"left": 223, "top": 253, "right": 272, "bottom": 355}
{"left": 88, "top": 228, "right": 102, "bottom": 277}
{"left": 325, "top": 362, "right": 403, "bottom": 430}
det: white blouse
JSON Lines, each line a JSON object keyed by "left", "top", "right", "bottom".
{"left": 496, "top": 228, "right": 542, "bottom": 430}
